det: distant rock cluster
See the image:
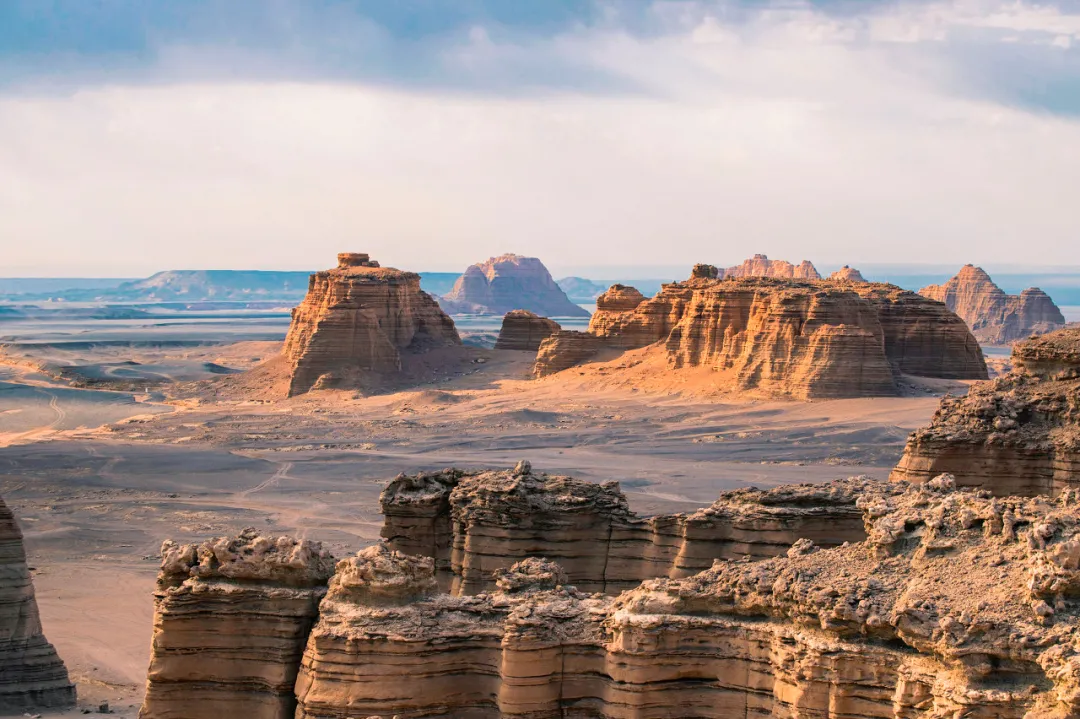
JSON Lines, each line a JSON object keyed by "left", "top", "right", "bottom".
{"left": 439, "top": 253, "right": 589, "bottom": 318}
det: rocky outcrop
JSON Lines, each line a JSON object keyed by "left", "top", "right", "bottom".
{"left": 139, "top": 529, "right": 335, "bottom": 719}
{"left": 0, "top": 496, "right": 74, "bottom": 714}
{"left": 540, "top": 271, "right": 987, "bottom": 397}
{"left": 721, "top": 253, "right": 821, "bottom": 280}
{"left": 920, "top": 264, "right": 1066, "bottom": 344}
{"left": 892, "top": 327, "right": 1080, "bottom": 495}
{"left": 380, "top": 463, "right": 874, "bottom": 594}
{"left": 494, "top": 310, "right": 561, "bottom": 351}
{"left": 440, "top": 254, "right": 589, "bottom": 317}
{"left": 829, "top": 265, "right": 867, "bottom": 282}
{"left": 281, "top": 253, "right": 461, "bottom": 396}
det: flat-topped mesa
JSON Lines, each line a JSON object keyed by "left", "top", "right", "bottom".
{"left": 440, "top": 253, "right": 589, "bottom": 318}
{"left": 0, "top": 496, "right": 75, "bottom": 714}
{"left": 380, "top": 463, "right": 875, "bottom": 594}
{"left": 721, "top": 253, "right": 822, "bottom": 280}
{"left": 892, "top": 327, "right": 1080, "bottom": 496}
{"left": 920, "top": 264, "right": 1066, "bottom": 344}
{"left": 829, "top": 265, "right": 867, "bottom": 282}
{"left": 281, "top": 253, "right": 461, "bottom": 396}
{"left": 139, "top": 529, "right": 335, "bottom": 719}
{"left": 494, "top": 310, "right": 561, "bottom": 351}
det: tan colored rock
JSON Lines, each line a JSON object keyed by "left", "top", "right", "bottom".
{"left": 721, "top": 253, "right": 822, "bottom": 280}
{"left": 281, "top": 254, "right": 460, "bottom": 396}
{"left": 494, "top": 310, "right": 561, "bottom": 351}
{"left": 892, "top": 327, "right": 1080, "bottom": 495}
{"left": 0, "top": 495, "right": 75, "bottom": 714}
{"left": 440, "top": 254, "right": 589, "bottom": 318}
{"left": 533, "top": 330, "right": 605, "bottom": 377}
{"left": 920, "top": 264, "right": 1066, "bottom": 344}
{"left": 138, "top": 528, "right": 335, "bottom": 719}
{"left": 829, "top": 265, "right": 867, "bottom": 282}
{"left": 380, "top": 465, "right": 874, "bottom": 594}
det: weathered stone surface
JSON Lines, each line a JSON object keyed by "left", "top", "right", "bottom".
{"left": 380, "top": 465, "right": 873, "bottom": 594}
{"left": 892, "top": 327, "right": 1080, "bottom": 495}
{"left": 829, "top": 265, "right": 867, "bottom": 282}
{"left": 921, "top": 264, "right": 1066, "bottom": 344}
{"left": 281, "top": 254, "right": 460, "bottom": 396}
{"left": 494, "top": 310, "right": 561, "bottom": 351}
{"left": 721, "top": 253, "right": 822, "bottom": 280}
{"left": 0, "top": 495, "right": 74, "bottom": 714}
{"left": 139, "top": 529, "right": 335, "bottom": 719}
{"left": 440, "top": 254, "right": 589, "bottom": 317}
{"left": 533, "top": 330, "right": 605, "bottom": 377}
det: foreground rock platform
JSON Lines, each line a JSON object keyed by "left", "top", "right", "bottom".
{"left": 0, "top": 495, "right": 75, "bottom": 714}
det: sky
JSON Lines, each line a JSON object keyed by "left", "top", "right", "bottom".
{"left": 2, "top": 0, "right": 1080, "bottom": 277}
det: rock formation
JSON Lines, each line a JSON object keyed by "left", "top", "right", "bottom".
{"left": 281, "top": 253, "right": 461, "bottom": 396}
{"left": 139, "top": 528, "right": 335, "bottom": 719}
{"left": 0, "top": 495, "right": 75, "bottom": 714}
{"left": 920, "top": 264, "right": 1065, "bottom": 344}
{"left": 494, "top": 310, "right": 561, "bottom": 351}
{"left": 721, "top": 253, "right": 822, "bottom": 280}
{"left": 829, "top": 265, "right": 867, "bottom": 282}
{"left": 439, "top": 254, "right": 590, "bottom": 317}
{"left": 380, "top": 463, "right": 874, "bottom": 594}
{"left": 536, "top": 270, "right": 987, "bottom": 397}
{"left": 892, "top": 327, "right": 1080, "bottom": 496}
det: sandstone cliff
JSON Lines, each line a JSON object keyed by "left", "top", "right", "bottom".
{"left": 536, "top": 271, "right": 987, "bottom": 397}
{"left": 829, "top": 265, "right": 867, "bottom": 282}
{"left": 281, "top": 253, "right": 461, "bottom": 396}
{"left": 440, "top": 254, "right": 589, "bottom": 317}
{"left": 0, "top": 495, "right": 75, "bottom": 714}
{"left": 494, "top": 310, "right": 561, "bottom": 351}
{"left": 380, "top": 463, "right": 874, "bottom": 594}
{"left": 721, "top": 253, "right": 822, "bottom": 280}
{"left": 892, "top": 327, "right": 1080, "bottom": 495}
{"left": 920, "top": 264, "right": 1065, "bottom": 344}
{"left": 139, "top": 529, "right": 335, "bottom": 719}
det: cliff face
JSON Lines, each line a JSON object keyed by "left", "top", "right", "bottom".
{"left": 380, "top": 463, "right": 873, "bottom": 595}
{"left": 138, "top": 529, "right": 335, "bottom": 719}
{"left": 721, "top": 253, "right": 822, "bottom": 280}
{"left": 494, "top": 310, "right": 561, "bottom": 351}
{"left": 538, "top": 272, "right": 986, "bottom": 397}
{"left": 281, "top": 253, "right": 461, "bottom": 396}
{"left": 892, "top": 327, "right": 1080, "bottom": 495}
{"left": 920, "top": 264, "right": 1065, "bottom": 344}
{"left": 0, "top": 496, "right": 75, "bottom": 714}
{"left": 440, "top": 254, "right": 589, "bottom": 318}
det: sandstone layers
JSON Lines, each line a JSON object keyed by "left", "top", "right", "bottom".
{"left": 920, "top": 265, "right": 1065, "bottom": 344}
{"left": 893, "top": 327, "right": 1080, "bottom": 496}
{"left": 440, "top": 254, "right": 589, "bottom": 317}
{"left": 0, "top": 495, "right": 74, "bottom": 714}
{"left": 536, "top": 269, "right": 987, "bottom": 398}
{"left": 494, "top": 310, "right": 561, "bottom": 351}
{"left": 281, "top": 253, "right": 461, "bottom": 396}
{"left": 379, "top": 463, "right": 874, "bottom": 595}
{"left": 720, "top": 253, "right": 822, "bottom": 280}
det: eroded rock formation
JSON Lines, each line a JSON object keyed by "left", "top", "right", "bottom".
{"left": 920, "top": 264, "right": 1065, "bottom": 344}
{"left": 0, "top": 495, "right": 74, "bottom": 714}
{"left": 533, "top": 330, "right": 604, "bottom": 377}
{"left": 721, "top": 253, "right": 822, "bottom": 280}
{"left": 139, "top": 529, "right": 335, "bottom": 719}
{"left": 494, "top": 310, "right": 561, "bottom": 351}
{"left": 281, "top": 253, "right": 461, "bottom": 396}
{"left": 440, "top": 254, "right": 589, "bottom": 317}
{"left": 380, "top": 463, "right": 874, "bottom": 594}
{"left": 893, "top": 327, "right": 1080, "bottom": 495}
{"left": 829, "top": 265, "right": 867, "bottom": 282}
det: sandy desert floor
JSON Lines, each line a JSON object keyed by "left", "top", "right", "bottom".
{"left": 0, "top": 339, "right": 965, "bottom": 717}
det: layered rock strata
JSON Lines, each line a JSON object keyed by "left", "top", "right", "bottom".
{"left": 721, "top": 253, "right": 822, "bottom": 280}
{"left": 892, "top": 327, "right": 1080, "bottom": 495}
{"left": 380, "top": 463, "right": 874, "bottom": 594}
{"left": 920, "top": 264, "right": 1065, "bottom": 343}
{"left": 440, "top": 254, "right": 589, "bottom": 317}
{"left": 494, "top": 310, "right": 561, "bottom": 351}
{"left": 281, "top": 253, "right": 461, "bottom": 396}
{"left": 139, "top": 529, "right": 335, "bottom": 719}
{"left": 829, "top": 265, "right": 867, "bottom": 282}
{"left": 0, "top": 495, "right": 75, "bottom": 714}
{"left": 538, "top": 270, "right": 987, "bottom": 396}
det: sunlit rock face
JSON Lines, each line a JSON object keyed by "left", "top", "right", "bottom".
{"left": 720, "top": 253, "right": 822, "bottom": 280}
{"left": 494, "top": 310, "right": 561, "bottom": 351}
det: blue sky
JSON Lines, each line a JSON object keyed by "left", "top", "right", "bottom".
{"left": 3, "top": 0, "right": 1080, "bottom": 275}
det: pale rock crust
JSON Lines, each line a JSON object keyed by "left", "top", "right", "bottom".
{"left": 440, "top": 254, "right": 589, "bottom": 318}
{"left": 494, "top": 310, "right": 561, "bottom": 351}
{"left": 0, "top": 495, "right": 75, "bottom": 714}
{"left": 281, "top": 253, "right": 461, "bottom": 396}
{"left": 829, "top": 265, "right": 867, "bottom": 282}
{"left": 921, "top": 265, "right": 1066, "bottom": 344}
{"left": 138, "top": 529, "right": 335, "bottom": 719}
{"left": 892, "top": 327, "right": 1080, "bottom": 495}
{"left": 721, "top": 253, "right": 822, "bottom": 280}
{"left": 380, "top": 464, "right": 874, "bottom": 594}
